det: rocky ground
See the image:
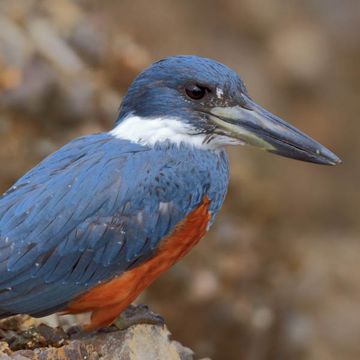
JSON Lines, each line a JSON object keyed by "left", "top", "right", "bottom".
{"left": 0, "top": 312, "right": 200, "bottom": 360}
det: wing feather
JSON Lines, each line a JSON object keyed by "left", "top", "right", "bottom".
{"left": 0, "top": 134, "right": 222, "bottom": 316}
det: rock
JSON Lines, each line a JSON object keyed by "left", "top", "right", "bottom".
{"left": 0, "top": 15, "right": 32, "bottom": 68}
{"left": 27, "top": 18, "right": 85, "bottom": 75}
{"left": 268, "top": 25, "right": 330, "bottom": 83}
{"left": 0, "top": 314, "right": 198, "bottom": 360}
{"left": 86, "top": 326, "right": 194, "bottom": 360}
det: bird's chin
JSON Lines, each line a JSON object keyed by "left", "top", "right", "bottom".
{"left": 204, "top": 132, "right": 244, "bottom": 147}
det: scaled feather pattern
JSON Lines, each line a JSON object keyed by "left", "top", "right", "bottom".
{"left": 0, "top": 133, "right": 229, "bottom": 317}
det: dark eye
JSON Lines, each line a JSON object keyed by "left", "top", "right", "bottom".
{"left": 185, "top": 84, "right": 208, "bottom": 100}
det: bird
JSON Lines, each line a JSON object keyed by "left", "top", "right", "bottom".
{"left": 0, "top": 55, "right": 341, "bottom": 331}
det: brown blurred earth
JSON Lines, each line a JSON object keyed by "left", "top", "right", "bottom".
{"left": 0, "top": 1, "right": 359, "bottom": 359}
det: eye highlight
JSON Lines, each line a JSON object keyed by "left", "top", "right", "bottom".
{"left": 185, "top": 84, "right": 209, "bottom": 100}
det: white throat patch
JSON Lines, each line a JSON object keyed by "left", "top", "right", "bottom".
{"left": 110, "top": 115, "right": 238, "bottom": 149}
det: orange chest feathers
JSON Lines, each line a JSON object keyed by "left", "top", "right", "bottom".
{"left": 67, "top": 196, "right": 211, "bottom": 323}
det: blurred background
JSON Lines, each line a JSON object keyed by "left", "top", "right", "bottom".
{"left": 0, "top": 0, "right": 359, "bottom": 359}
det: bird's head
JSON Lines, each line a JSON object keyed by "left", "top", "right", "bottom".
{"left": 113, "top": 55, "right": 340, "bottom": 165}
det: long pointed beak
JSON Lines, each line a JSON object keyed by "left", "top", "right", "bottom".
{"left": 209, "top": 95, "right": 341, "bottom": 165}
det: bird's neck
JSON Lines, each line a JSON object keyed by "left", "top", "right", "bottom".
{"left": 110, "top": 114, "right": 216, "bottom": 150}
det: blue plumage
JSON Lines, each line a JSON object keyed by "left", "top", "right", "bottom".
{"left": 0, "top": 133, "right": 229, "bottom": 316}
{"left": 0, "top": 54, "right": 339, "bottom": 323}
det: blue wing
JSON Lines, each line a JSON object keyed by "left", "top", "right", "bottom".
{"left": 0, "top": 133, "right": 229, "bottom": 317}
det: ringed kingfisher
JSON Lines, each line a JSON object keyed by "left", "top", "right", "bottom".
{"left": 0, "top": 55, "right": 340, "bottom": 330}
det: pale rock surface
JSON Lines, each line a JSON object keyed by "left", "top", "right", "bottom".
{"left": 0, "top": 315, "right": 201, "bottom": 360}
